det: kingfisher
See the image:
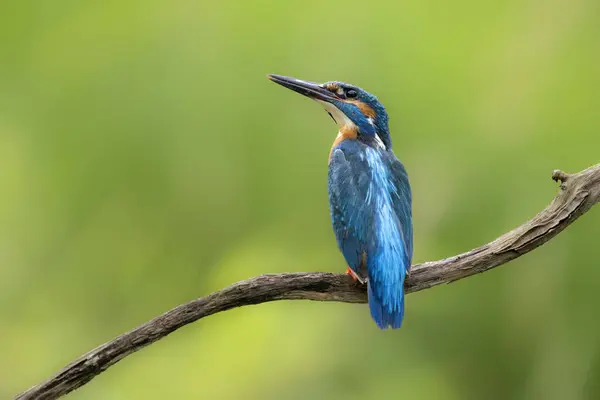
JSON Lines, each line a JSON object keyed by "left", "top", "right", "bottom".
{"left": 268, "top": 74, "right": 413, "bottom": 329}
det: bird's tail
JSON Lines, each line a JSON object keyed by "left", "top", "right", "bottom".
{"left": 367, "top": 281, "right": 404, "bottom": 329}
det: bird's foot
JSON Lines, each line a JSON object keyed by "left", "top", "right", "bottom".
{"left": 345, "top": 267, "right": 366, "bottom": 284}
{"left": 345, "top": 267, "right": 357, "bottom": 280}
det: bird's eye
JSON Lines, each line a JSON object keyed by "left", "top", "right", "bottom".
{"left": 346, "top": 89, "right": 358, "bottom": 98}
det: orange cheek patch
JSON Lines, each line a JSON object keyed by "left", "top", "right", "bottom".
{"left": 348, "top": 100, "right": 377, "bottom": 118}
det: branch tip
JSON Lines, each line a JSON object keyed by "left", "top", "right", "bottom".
{"left": 552, "top": 169, "right": 570, "bottom": 183}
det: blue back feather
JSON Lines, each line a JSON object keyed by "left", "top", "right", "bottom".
{"left": 328, "top": 140, "right": 412, "bottom": 329}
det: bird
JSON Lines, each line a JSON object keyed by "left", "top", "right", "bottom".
{"left": 267, "top": 74, "right": 412, "bottom": 329}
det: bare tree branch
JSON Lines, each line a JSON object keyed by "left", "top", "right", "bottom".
{"left": 16, "top": 164, "right": 600, "bottom": 400}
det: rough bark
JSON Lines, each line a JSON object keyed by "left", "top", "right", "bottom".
{"left": 15, "top": 164, "right": 600, "bottom": 400}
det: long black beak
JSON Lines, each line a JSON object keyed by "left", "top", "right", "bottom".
{"left": 267, "top": 74, "right": 339, "bottom": 102}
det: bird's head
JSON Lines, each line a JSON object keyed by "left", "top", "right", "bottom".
{"left": 268, "top": 74, "right": 391, "bottom": 149}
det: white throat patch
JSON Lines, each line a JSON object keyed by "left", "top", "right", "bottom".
{"left": 316, "top": 100, "right": 357, "bottom": 132}
{"left": 317, "top": 100, "right": 386, "bottom": 150}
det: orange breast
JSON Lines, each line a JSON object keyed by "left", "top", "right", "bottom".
{"left": 329, "top": 125, "right": 358, "bottom": 161}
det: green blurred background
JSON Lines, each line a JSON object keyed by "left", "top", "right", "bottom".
{"left": 2, "top": 0, "right": 600, "bottom": 399}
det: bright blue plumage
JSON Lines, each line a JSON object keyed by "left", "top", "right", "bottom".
{"left": 268, "top": 74, "right": 413, "bottom": 329}
{"left": 329, "top": 141, "right": 412, "bottom": 329}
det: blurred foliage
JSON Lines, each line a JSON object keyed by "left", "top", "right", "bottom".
{"left": 1, "top": 0, "right": 600, "bottom": 399}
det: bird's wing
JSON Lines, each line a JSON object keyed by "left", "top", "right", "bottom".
{"left": 328, "top": 146, "right": 374, "bottom": 281}
{"left": 386, "top": 153, "right": 413, "bottom": 268}
{"left": 329, "top": 144, "right": 412, "bottom": 328}
{"left": 328, "top": 146, "right": 413, "bottom": 281}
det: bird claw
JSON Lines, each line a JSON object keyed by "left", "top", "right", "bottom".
{"left": 345, "top": 267, "right": 357, "bottom": 280}
{"left": 345, "top": 267, "right": 366, "bottom": 284}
